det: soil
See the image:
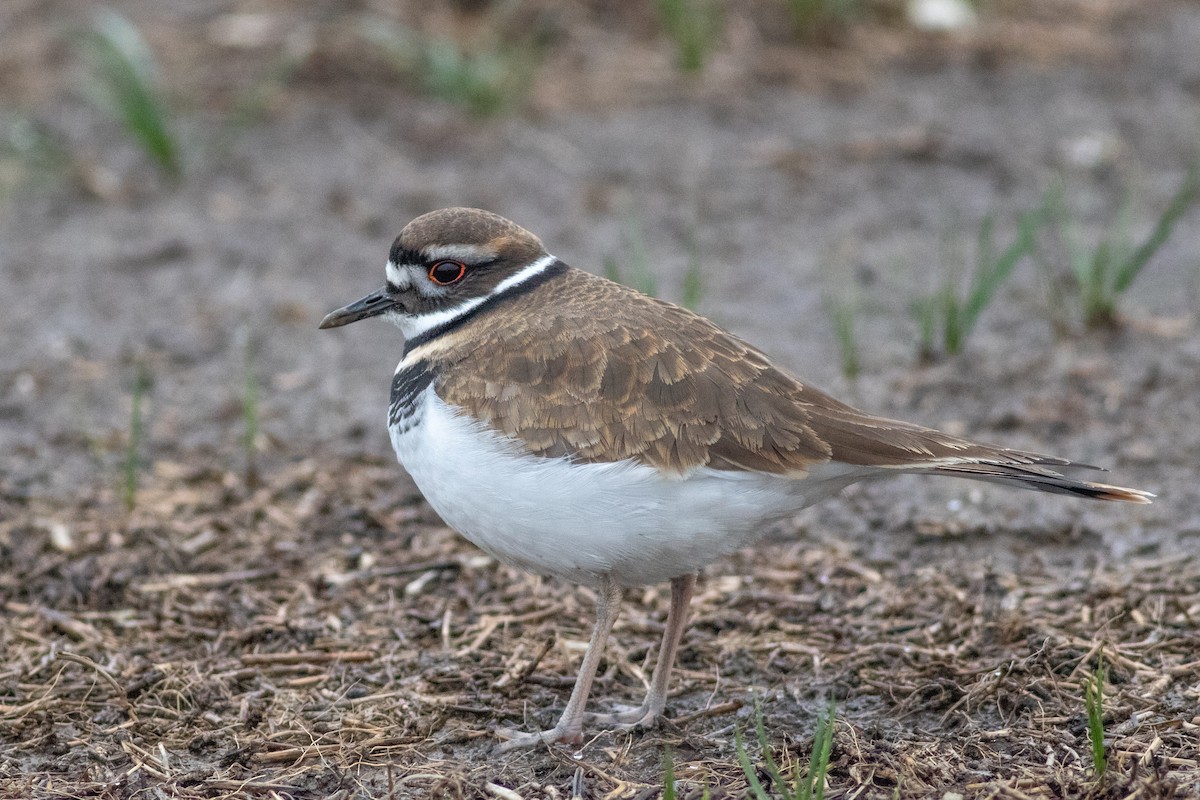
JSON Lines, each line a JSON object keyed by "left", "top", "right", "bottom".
{"left": 1, "top": 1, "right": 1199, "bottom": 798}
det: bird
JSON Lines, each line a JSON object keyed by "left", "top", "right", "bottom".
{"left": 319, "top": 207, "right": 1152, "bottom": 751}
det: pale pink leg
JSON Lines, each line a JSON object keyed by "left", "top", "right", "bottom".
{"left": 496, "top": 575, "right": 624, "bottom": 751}
{"left": 588, "top": 573, "right": 696, "bottom": 729}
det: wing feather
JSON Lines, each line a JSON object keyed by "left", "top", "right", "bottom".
{"left": 426, "top": 266, "right": 1151, "bottom": 503}
{"left": 432, "top": 268, "right": 829, "bottom": 474}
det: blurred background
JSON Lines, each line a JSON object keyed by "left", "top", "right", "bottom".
{"left": 0, "top": 0, "right": 1197, "bottom": 532}
{"left": 2, "top": 2, "right": 1199, "bottom": 793}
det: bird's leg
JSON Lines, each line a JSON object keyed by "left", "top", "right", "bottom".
{"left": 588, "top": 572, "right": 696, "bottom": 729}
{"left": 496, "top": 575, "right": 624, "bottom": 752}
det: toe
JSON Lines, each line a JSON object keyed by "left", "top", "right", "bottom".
{"left": 494, "top": 724, "right": 583, "bottom": 753}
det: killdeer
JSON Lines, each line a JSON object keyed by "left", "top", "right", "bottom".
{"left": 319, "top": 207, "right": 1151, "bottom": 751}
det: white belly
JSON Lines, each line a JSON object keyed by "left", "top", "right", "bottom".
{"left": 390, "top": 387, "right": 864, "bottom": 588}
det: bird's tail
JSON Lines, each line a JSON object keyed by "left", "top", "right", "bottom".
{"left": 909, "top": 461, "right": 1153, "bottom": 503}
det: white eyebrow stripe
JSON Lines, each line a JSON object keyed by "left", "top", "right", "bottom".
{"left": 492, "top": 253, "right": 557, "bottom": 295}
{"left": 423, "top": 243, "right": 498, "bottom": 263}
{"left": 393, "top": 253, "right": 558, "bottom": 341}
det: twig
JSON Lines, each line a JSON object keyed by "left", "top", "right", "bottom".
{"left": 133, "top": 568, "right": 278, "bottom": 593}
{"left": 5, "top": 602, "right": 104, "bottom": 642}
{"left": 58, "top": 652, "right": 129, "bottom": 707}
{"left": 239, "top": 650, "right": 375, "bottom": 666}
{"left": 672, "top": 700, "right": 743, "bottom": 725}
{"left": 255, "top": 743, "right": 345, "bottom": 763}
{"left": 484, "top": 783, "right": 525, "bottom": 800}
{"left": 496, "top": 636, "right": 555, "bottom": 689}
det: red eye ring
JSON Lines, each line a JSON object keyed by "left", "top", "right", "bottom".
{"left": 428, "top": 260, "right": 467, "bottom": 285}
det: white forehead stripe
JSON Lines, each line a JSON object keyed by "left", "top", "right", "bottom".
{"left": 423, "top": 243, "right": 498, "bottom": 263}
{"left": 384, "top": 260, "right": 412, "bottom": 289}
{"left": 395, "top": 253, "right": 558, "bottom": 342}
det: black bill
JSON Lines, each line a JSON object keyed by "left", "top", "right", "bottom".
{"left": 318, "top": 287, "right": 397, "bottom": 329}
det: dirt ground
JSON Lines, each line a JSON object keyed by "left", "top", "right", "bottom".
{"left": 2, "top": 1, "right": 1199, "bottom": 797}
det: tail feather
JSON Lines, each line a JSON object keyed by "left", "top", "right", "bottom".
{"left": 911, "top": 461, "right": 1153, "bottom": 503}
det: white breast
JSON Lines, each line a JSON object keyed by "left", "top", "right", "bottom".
{"left": 390, "top": 387, "right": 868, "bottom": 588}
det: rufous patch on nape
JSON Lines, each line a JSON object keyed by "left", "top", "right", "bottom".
{"left": 320, "top": 207, "right": 1152, "bottom": 751}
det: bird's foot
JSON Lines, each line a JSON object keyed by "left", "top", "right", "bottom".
{"left": 585, "top": 702, "right": 664, "bottom": 732}
{"left": 496, "top": 705, "right": 667, "bottom": 752}
{"left": 494, "top": 722, "right": 583, "bottom": 753}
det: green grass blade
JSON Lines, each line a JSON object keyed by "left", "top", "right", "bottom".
{"left": 656, "top": 0, "right": 720, "bottom": 72}
{"left": 1111, "top": 166, "right": 1198, "bottom": 294}
{"left": 960, "top": 209, "right": 1041, "bottom": 338}
{"left": 243, "top": 339, "right": 260, "bottom": 487}
{"left": 663, "top": 747, "right": 676, "bottom": 800}
{"left": 735, "top": 726, "right": 774, "bottom": 800}
{"left": 362, "top": 16, "right": 538, "bottom": 117}
{"left": 1042, "top": 169, "right": 1196, "bottom": 327}
{"left": 1048, "top": 183, "right": 1093, "bottom": 293}
{"left": 753, "top": 697, "right": 788, "bottom": 791}
{"left": 122, "top": 362, "right": 151, "bottom": 512}
{"left": 911, "top": 296, "right": 937, "bottom": 361}
{"left": 910, "top": 204, "right": 1039, "bottom": 359}
{"left": 620, "top": 205, "right": 658, "bottom": 297}
{"left": 81, "top": 10, "right": 179, "bottom": 177}
{"left": 1085, "top": 655, "right": 1108, "bottom": 780}
{"left": 1084, "top": 239, "right": 1113, "bottom": 324}
{"left": 603, "top": 255, "right": 623, "bottom": 284}
{"left": 733, "top": 697, "right": 838, "bottom": 799}
{"left": 1107, "top": 197, "right": 1136, "bottom": 287}
{"left": 828, "top": 299, "right": 860, "bottom": 380}
{"left": 941, "top": 284, "right": 963, "bottom": 355}
{"left": 804, "top": 702, "right": 836, "bottom": 800}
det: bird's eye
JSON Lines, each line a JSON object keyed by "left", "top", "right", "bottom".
{"left": 428, "top": 260, "right": 467, "bottom": 285}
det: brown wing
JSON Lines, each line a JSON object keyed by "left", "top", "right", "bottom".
{"left": 431, "top": 267, "right": 830, "bottom": 475}
{"left": 428, "top": 267, "right": 1151, "bottom": 502}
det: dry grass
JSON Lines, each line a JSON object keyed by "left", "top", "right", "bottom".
{"left": 1, "top": 454, "right": 1196, "bottom": 798}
